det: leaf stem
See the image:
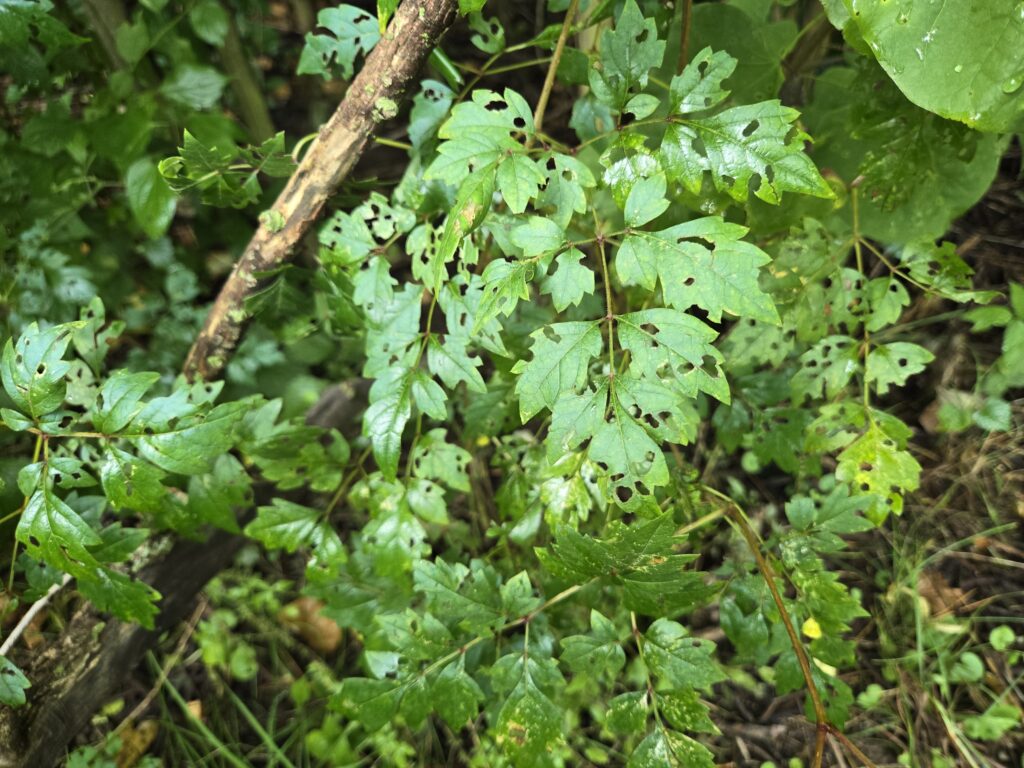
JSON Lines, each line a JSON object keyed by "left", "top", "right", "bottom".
{"left": 851, "top": 188, "right": 873, "bottom": 415}
{"left": 532, "top": 0, "right": 580, "bottom": 140}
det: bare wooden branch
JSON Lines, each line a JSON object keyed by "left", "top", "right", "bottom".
{"left": 184, "top": 0, "right": 460, "bottom": 382}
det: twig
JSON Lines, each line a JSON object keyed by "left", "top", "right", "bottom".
{"left": 184, "top": 0, "right": 460, "bottom": 381}
{"left": 0, "top": 574, "right": 72, "bottom": 657}
{"left": 678, "top": 0, "right": 693, "bottom": 72}
{"left": 531, "top": 0, "right": 580, "bottom": 140}
{"left": 115, "top": 597, "right": 208, "bottom": 732}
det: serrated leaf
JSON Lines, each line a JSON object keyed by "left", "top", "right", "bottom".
{"left": 512, "top": 321, "right": 602, "bottom": 421}
{"left": 543, "top": 248, "right": 594, "bottom": 312}
{"left": 413, "top": 558, "right": 504, "bottom": 633}
{"left": 589, "top": 0, "right": 665, "bottom": 110}
{"left": 92, "top": 370, "right": 160, "bottom": 434}
{"left": 791, "top": 336, "right": 859, "bottom": 403}
{"left": 617, "top": 218, "right": 779, "bottom": 323}
{"left": 435, "top": 165, "right": 496, "bottom": 289}
{"left": 2, "top": 322, "right": 78, "bottom": 419}
{"left": 333, "top": 677, "right": 402, "bottom": 730}
{"left": 497, "top": 155, "right": 545, "bottom": 215}
{"left": 836, "top": 424, "right": 920, "bottom": 523}
{"left": 364, "top": 370, "right": 413, "bottom": 480}
{"left": 628, "top": 726, "right": 715, "bottom": 768}
{"left": 669, "top": 47, "right": 734, "bottom": 114}
{"left": 560, "top": 610, "right": 625, "bottom": 677}
{"left": 125, "top": 159, "right": 177, "bottom": 239}
{"left": 542, "top": 515, "right": 712, "bottom": 614}
{"left": 244, "top": 498, "right": 341, "bottom": 556}
{"left": 617, "top": 308, "right": 728, "bottom": 403}
{"left": 298, "top": 5, "right": 380, "bottom": 79}
{"left": 425, "top": 334, "right": 484, "bottom": 396}
{"left": 494, "top": 656, "right": 565, "bottom": 766}
{"left": 434, "top": 658, "right": 485, "bottom": 728}
{"left": 410, "top": 429, "right": 471, "bottom": 491}
{"left": 136, "top": 400, "right": 247, "bottom": 475}
{"left": 866, "top": 342, "right": 934, "bottom": 395}
{"left": 642, "top": 618, "right": 721, "bottom": 690}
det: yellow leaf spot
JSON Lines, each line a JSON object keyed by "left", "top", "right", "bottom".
{"left": 802, "top": 617, "right": 822, "bottom": 639}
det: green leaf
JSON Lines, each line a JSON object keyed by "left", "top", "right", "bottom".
{"left": 435, "top": 165, "right": 496, "bottom": 290}
{"left": 17, "top": 487, "right": 101, "bottom": 570}
{"left": 189, "top": 0, "right": 229, "bottom": 46}
{"left": 298, "top": 5, "right": 380, "bottom": 79}
{"left": 433, "top": 658, "right": 485, "bottom": 728}
{"left": 333, "top": 677, "right": 402, "bottom": 730}
{"left": 607, "top": 691, "right": 649, "bottom": 736}
{"left": 668, "top": 47, "right": 734, "bottom": 114}
{"left": 962, "top": 702, "right": 1022, "bottom": 742}
{"left": 2, "top": 322, "right": 77, "bottom": 419}
{"left": 659, "top": 688, "right": 719, "bottom": 734}
{"left": 617, "top": 308, "right": 728, "bottom": 403}
{"left": 413, "top": 558, "right": 504, "bottom": 633}
{"left": 560, "top": 610, "right": 626, "bottom": 677}
{"left": 363, "top": 370, "right": 412, "bottom": 480}
{"left": 494, "top": 655, "right": 565, "bottom": 766}
{"left": 791, "top": 336, "right": 860, "bottom": 403}
{"left": 617, "top": 218, "right": 780, "bottom": 323}
{"left": 642, "top": 618, "right": 722, "bottom": 690}
{"left": 136, "top": 400, "right": 248, "bottom": 475}
{"left": 628, "top": 726, "right": 715, "bottom": 768}
{"left": 623, "top": 173, "right": 669, "bottom": 227}
{"left": 542, "top": 249, "right": 594, "bottom": 312}
{"left": 542, "top": 515, "right": 713, "bottom": 614}
{"left": 0, "top": 656, "right": 30, "bottom": 708}
{"left": 841, "top": 1, "right": 1024, "bottom": 132}
{"left": 865, "top": 342, "right": 934, "bottom": 395}
{"left": 160, "top": 65, "right": 227, "bottom": 110}
{"left": 497, "top": 155, "right": 545, "bottom": 215}
{"left": 427, "top": 335, "right": 487, "bottom": 393}
{"left": 100, "top": 447, "right": 174, "bottom": 516}
{"left": 510, "top": 216, "right": 564, "bottom": 257}
{"left": 187, "top": 454, "right": 250, "bottom": 532}
{"left": 589, "top": 0, "right": 665, "bottom": 110}
{"left": 245, "top": 498, "right": 341, "bottom": 555}
{"left": 92, "top": 370, "right": 160, "bottom": 433}
{"left": 512, "top": 321, "right": 602, "bottom": 421}
{"left": 836, "top": 424, "right": 921, "bottom": 523}
{"left": 662, "top": 102, "right": 831, "bottom": 205}
{"left": 411, "top": 429, "right": 471, "bottom": 491}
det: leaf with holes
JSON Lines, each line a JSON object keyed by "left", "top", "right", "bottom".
{"left": 866, "top": 342, "right": 934, "bottom": 395}
{"left": 616, "top": 308, "right": 729, "bottom": 403}
{"left": 543, "top": 249, "right": 595, "bottom": 312}
{"left": 617, "top": 218, "right": 779, "bottom": 323}
{"left": 298, "top": 5, "right": 380, "bottom": 79}
{"left": 1, "top": 322, "right": 80, "bottom": 419}
{"left": 791, "top": 336, "right": 860, "bottom": 403}
{"left": 589, "top": 0, "right": 665, "bottom": 110}
{"left": 836, "top": 424, "right": 921, "bottom": 523}
{"left": 660, "top": 50, "right": 831, "bottom": 204}
{"left": 512, "top": 321, "right": 603, "bottom": 421}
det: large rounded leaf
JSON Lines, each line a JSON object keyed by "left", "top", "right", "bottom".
{"left": 843, "top": 0, "right": 1024, "bottom": 132}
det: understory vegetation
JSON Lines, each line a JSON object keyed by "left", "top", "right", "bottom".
{"left": 1, "top": 0, "right": 1022, "bottom": 765}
